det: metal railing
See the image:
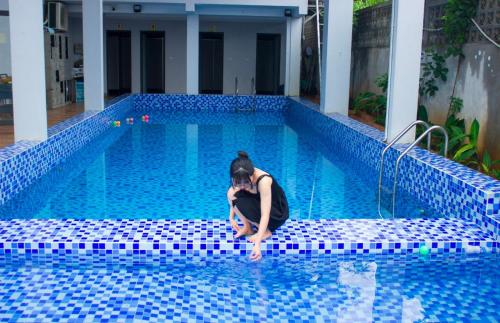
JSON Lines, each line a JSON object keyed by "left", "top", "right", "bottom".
{"left": 233, "top": 77, "right": 239, "bottom": 110}
{"left": 233, "top": 77, "right": 257, "bottom": 112}
{"left": 250, "top": 77, "right": 256, "bottom": 111}
{"left": 377, "top": 120, "right": 431, "bottom": 218}
{"left": 390, "top": 125, "right": 448, "bottom": 217}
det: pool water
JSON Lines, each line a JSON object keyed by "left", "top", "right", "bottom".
{"left": 0, "top": 253, "right": 497, "bottom": 321}
{"left": 0, "top": 111, "right": 442, "bottom": 219}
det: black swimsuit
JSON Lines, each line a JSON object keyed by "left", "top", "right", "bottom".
{"left": 232, "top": 174, "right": 289, "bottom": 232}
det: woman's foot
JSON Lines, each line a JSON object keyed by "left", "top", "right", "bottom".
{"left": 248, "top": 229, "right": 272, "bottom": 243}
{"left": 234, "top": 226, "right": 255, "bottom": 238}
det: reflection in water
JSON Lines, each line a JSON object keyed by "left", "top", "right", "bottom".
{"left": 337, "top": 261, "right": 377, "bottom": 322}
{"left": 186, "top": 124, "right": 198, "bottom": 212}
{"left": 0, "top": 253, "right": 496, "bottom": 321}
{"left": 402, "top": 296, "right": 424, "bottom": 322}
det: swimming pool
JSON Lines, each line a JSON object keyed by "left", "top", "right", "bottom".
{"left": 0, "top": 253, "right": 497, "bottom": 321}
{"left": 0, "top": 110, "right": 442, "bottom": 220}
{"left": 0, "top": 94, "right": 497, "bottom": 322}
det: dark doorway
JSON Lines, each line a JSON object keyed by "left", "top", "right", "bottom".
{"left": 199, "top": 32, "right": 224, "bottom": 94}
{"left": 141, "top": 31, "right": 165, "bottom": 93}
{"left": 106, "top": 31, "right": 131, "bottom": 96}
{"left": 255, "top": 34, "right": 281, "bottom": 95}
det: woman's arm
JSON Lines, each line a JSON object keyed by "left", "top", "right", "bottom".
{"left": 249, "top": 177, "right": 272, "bottom": 261}
{"left": 255, "top": 177, "right": 273, "bottom": 241}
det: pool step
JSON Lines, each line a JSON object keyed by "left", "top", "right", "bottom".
{"left": 0, "top": 218, "right": 496, "bottom": 257}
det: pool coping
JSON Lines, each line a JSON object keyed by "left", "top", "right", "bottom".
{"left": 0, "top": 94, "right": 498, "bottom": 258}
{"left": 0, "top": 218, "right": 496, "bottom": 256}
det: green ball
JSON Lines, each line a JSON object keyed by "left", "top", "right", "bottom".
{"left": 419, "top": 245, "right": 430, "bottom": 256}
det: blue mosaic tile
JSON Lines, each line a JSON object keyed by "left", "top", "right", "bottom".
{"left": 287, "top": 97, "right": 500, "bottom": 240}
{"left": 0, "top": 94, "right": 498, "bottom": 260}
{"left": 0, "top": 140, "right": 40, "bottom": 162}
{"left": 0, "top": 219, "right": 495, "bottom": 256}
{"left": 133, "top": 94, "right": 287, "bottom": 112}
{"left": 47, "top": 111, "right": 99, "bottom": 137}
{"left": 0, "top": 252, "right": 497, "bottom": 322}
{"left": 0, "top": 95, "right": 133, "bottom": 205}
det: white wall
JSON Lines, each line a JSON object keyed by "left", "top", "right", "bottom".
{"left": 103, "top": 17, "right": 187, "bottom": 94}
{"left": 200, "top": 20, "right": 286, "bottom": 94}
{"left": 68, "top": 15, "right": 286, "bottom": 95}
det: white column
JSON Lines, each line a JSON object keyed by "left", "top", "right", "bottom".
{"left": 9, "top": 0, "right": 47, "bottom": 141}
{"left": 285, "top": 17, "right": 302, "bottom": 97}
{"left": 131, "top": 30, "right": 141, "bottom": 93}
{"left": 385, "top": 0, "right": 425, "bottom": 143}
{"left": 320, "top": 0, "right": 353, "bottom": 115}
{"left": 186, "top": 14, "right": 199, "bottom": 95}
{"left": 83, "top": 0, "right": 104, "bottom": 110}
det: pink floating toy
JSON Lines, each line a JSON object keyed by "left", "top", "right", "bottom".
{"left": 141, "top": 115, "right": 150, "bottom": 123}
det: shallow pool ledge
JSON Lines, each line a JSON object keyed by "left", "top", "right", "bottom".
{"left": 0, "top": 219, "right": 496, "bottom": 257}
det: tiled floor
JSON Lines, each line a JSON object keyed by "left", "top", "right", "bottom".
{"left": 0, "top": 102, "right": 84, "bottom": 148}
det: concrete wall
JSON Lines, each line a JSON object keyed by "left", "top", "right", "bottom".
{"left": 67, "top": 16, "right": 286, "bottom": 95}
{"left": 350, "top": 47, "right": 389, "bottom": 96}
{"left": 350, "top": 1, "right": 500, "bottom": 159}
{"left": 420, "top": 44, "right": 500, "bottom": 158}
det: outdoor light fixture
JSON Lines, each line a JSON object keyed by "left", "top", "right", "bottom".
{"left": 133, "top": 4, "right": 142, "bottom": 13}
{"left": 284, "top": 8, "right": 292, "bottom": 17}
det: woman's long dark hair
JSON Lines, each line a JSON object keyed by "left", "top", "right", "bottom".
{"left": 229, "top": 151, "right": 255, "bottom": 187}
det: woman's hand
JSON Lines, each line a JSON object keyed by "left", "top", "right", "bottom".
{"left": 250, "top": 243, "right": 262, "bottom": 261}
{"left": 248, "top": 234, "right": 260, "bottom": 244}
{"left": 230, "top": 218, "right": 240, "bottom": 232}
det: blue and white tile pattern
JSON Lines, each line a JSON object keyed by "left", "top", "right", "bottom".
{"left": 0, "top": 219, "right": 496, "bottom": 256}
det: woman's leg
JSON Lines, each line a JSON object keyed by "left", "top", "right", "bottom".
{"left": 233, "top": 206, "right": 256, "bottom": 238}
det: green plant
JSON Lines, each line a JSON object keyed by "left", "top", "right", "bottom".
{"left": 375, "top": 73, "right": 388, "bottom": 93}
{"left": 352, "top": 91, "right": 386, "bottom": 125}
{"left": 453, "top": 119, "right": 479, "bottom": 162}
{"left": 469, "top": 151, "right": 500, "bottom": 179}
{"left": 352, "top": 92, "right": 376, "bottom": 115}
{"left": 448, "top": 96, "right": 463, "bottom": 117}
{"left": 351, "top": 73, "right": 388, "bottom": 125}
{"left": 442, "top": 0, "right": 479, "bottom": 57}
{"left": 416, "top": 105, "right": 431, "bottom": 146}
{"left": 419, "top": 49, "right": 448, "bottom": 98}
{"left": 417, "top": 99, "right": 467, "bottom": 157}
{"left": 353, "top": 0, "right": 388, "bottom": 27}
{"left": 353, "top": 0, "right": 387, "bottom": 11}
{"left": 417, "top": 105, "right": 429, "bottom": 123}
{"left": 451, "top": 120, "right": 500, "bottom": 180}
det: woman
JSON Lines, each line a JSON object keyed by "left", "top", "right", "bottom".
{"left": 227, "top": 151, "right": 289, "bottom": 261}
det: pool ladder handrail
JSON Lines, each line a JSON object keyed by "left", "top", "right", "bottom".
{"left": 233, "top": 77, "right": 240, "bottom": 110}
{"left": 250, "top": 77, "right": 256, "bottom": 111}
{"left": 390, "top": 125, "right": 448, "bottom": 217}
{"left": 377, "top": 120, "right": 447, "bottom": 218}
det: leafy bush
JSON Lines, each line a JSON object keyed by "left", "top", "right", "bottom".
{"left": 442, "top": 0, "right": 479, "bottom": 57}
{"left": 419, "top": 49, "right": 448, "bottom": 98}
{"left": 351, "top": 73, "right": 388, "bottom": 125}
